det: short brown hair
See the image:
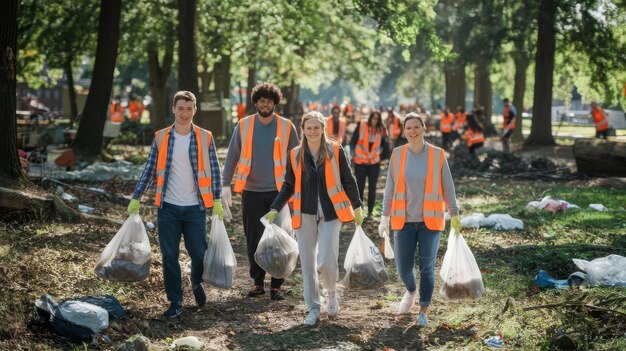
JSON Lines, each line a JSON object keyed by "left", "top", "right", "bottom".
{"left": 173, "top": 91, "right": 196, "bottom": 107}
{"left": 403, "top": 112, "right": 426, "bottom": 128}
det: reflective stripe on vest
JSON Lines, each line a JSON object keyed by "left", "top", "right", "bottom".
{"left": 154, "top": 126, "right": 214, "bottom": 208}
{"left": 592, "top": 107, "right": 608, "bottom": 131}
{"left": 440, "top": 112, "right": 454, "bottom": 133}
{"left": 233, "top": 114, "right": 291, "bottom": 192}
{"left": 326, "top": 117, "right": 347, "bottom": 143}
{"left": 290, "top": 145, "right": 354, "bottom": 229}
{"left": 390, "top": 144, "right": 446, "bottom": 231}
{"left": 353, "top": 120, "right": 382, "bottom": 165}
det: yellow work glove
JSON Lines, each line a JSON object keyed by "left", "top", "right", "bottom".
{"left": 264, "top": 209, "right": 279, "bottom": 223}
{"left": 354, "top": 207, "right": 364, "bottom": 226}
{"left": 451, "top": 215, "right": 461, "bottom": 235}
{"left": 127, "top": 199, "right": 140, "bottom": 215}
{"left": 213, "top": 199, "right": 224, "bottom": 220}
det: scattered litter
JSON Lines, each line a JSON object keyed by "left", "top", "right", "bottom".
{"left": 86, "top": 187, "right": 108, "bottom": 196}
{"left": 588, "top": 203, "right": 608, "bottom": 211}
{"left": 78, "top": 204, "right": 95, "bottom": 213}
{"left": 526, "top": 196, "right": 579, "bottom": 214}
{"left": 534, "top": 270, "right": 569, "bottom": 289}
{"left": 61, "top": 192, "right": 78, "bottom": 202}
{"left": 460, "top": 213, "right": 523, "bottom": 230}
{"left": 64, "top": 161, "right": 145, "bottom": 182}
{"left": 573, "top": 254, "right": 626, "bottom": 287}
{"left": 171, "top": 336, "right": 202, "bottom": 350}
{"left": 484, "top": 335, "right": 503, "bottom": 348}
{"left": 145, "top": 221, "right": 155, "bottom": 230}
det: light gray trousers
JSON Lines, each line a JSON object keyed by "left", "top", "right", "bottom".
{"left": 295, "top": 211, "right": 341, "bottom": 312}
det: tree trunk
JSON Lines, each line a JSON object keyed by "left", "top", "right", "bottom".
{"left": 177, "top": 0, "right": 199, "bottom": 99}
{"left": 473, "top": 61, "right": 493, "bottom": 129}
{"left": 72, "top": 0, "right": 121, "bottom": 159}
{"left": 214, "top": 55, "right": 231, "bottom": 103}
{"left": 245, "top": 65, "right": 256, "bottom": 115}
{"left": 0, "top": 0, "right": 25, "bottom": 182}
{"left": 444, "top": 61, "right": 465, "bottom": 110}
{"left": 525, "top": 0, "right": 557, "bottom": 146}
{"left": 573, "top": 139, "right": 626, "bottom": 176}
{"left": 284, "top": 78, "right": 299, "bottom": 120}
{"left": 512, "top": 56, "right": 530, "bottom": 142}
{"left": 65, "top": 58, "right": 79, "bottom": 127}
{"left": 148, "top": 38, "right": 173, "bottom": 130}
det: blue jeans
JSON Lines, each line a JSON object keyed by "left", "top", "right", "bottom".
{"left": 393, "top": 222, "right": 441, "bottom": 307}
{"left": 157, "top": 202, "right": 207, "bottom": 303}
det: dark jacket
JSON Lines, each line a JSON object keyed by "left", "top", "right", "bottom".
{"left": 349, "top": 124, "right": 390, "bottom": 161}
{"left": 271, "top": 144, "right": 362, "bottom": 221}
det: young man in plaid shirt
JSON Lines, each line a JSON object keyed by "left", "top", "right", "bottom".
{"left": 128, "top": 91, "right": 223, "bottom": 318}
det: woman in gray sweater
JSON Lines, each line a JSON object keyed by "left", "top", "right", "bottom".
{"left": 378, "top": 112, "right": 461, "bottom": 327}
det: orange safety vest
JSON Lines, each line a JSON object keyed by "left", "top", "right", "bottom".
{"left": 462, "top": 129, "right": 485, "bottom": 147}
{"left": 353, "top": 120, "right": 382, "bottom": 165}
{"left": 128, "top": 101, "right": 139, "bottom": 121}
{"left": 389, "top": 114, "right": 402, "bottom": 139}
{"left": 233, "top": 114, "right": 292, "bottom": 193}
{"left": 326, "top": 116, "right": 347, "bottom": 143}
{"left": 110, "top": 101, "right": 123, "bottom": 123}
{"left": 390, "top": 144, "right": 446, "bottom": 231}
{"left": 440, "top": 112, "right": 454, "bottom": 133}
{"left": 290, "top": 145, "right": 355, "bottom": 229}
{"left": 591, "top": 106, "right": 608, "bottom": 132}
{"left": 503, "top": 105, "right": 516, "bottom": 130}
{"left": 455, "top": 112, "right": 467, "bottom": 131}
{"left": 154, "top": 125, "right": 214, "bottom": 208}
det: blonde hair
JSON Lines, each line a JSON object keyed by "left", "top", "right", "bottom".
{"left": 299, "top": 111, "right": 336, "bottom": 178}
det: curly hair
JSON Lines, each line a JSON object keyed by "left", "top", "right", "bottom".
{"left": 251, "top": 82, "right": 282, "bottom": 104}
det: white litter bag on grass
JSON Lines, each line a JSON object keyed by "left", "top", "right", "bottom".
{"left": 254, "top": 218, "right": 299, "bottom": 279}
{"left": 572, "top": 254, "right": 626, "bottom": 287}
{"left": 439, "top": 228, "right": 484, "bottom": 299}
{"left": 95, "top": 213, "right": 151, "bottom": 282}
{"left": 203, "top": 216, "right": 237, "bottom": 288}
{"left": 342, "top": 226, "right": 388, "bottom": 289}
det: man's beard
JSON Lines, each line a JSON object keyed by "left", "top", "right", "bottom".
{"left": 257, "top": 109, "right": 273, "bottom": 117}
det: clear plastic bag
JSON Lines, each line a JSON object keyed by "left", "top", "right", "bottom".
{"left": 274, "top": 206, "right": 294, "bottom": 238}
{"left": 202, "top": 215, "right": 237, "bottom": 289}
{"left": 439, "top": 228, "right": 484, "bottom": 299}
{"left": 572, "top": 255, "right": 626, "bottom": 287}
{"left": 254, "top": 217, "right": 299, "bottom": 279}
{"left": 342, "top": 226, "right": 388, "bottom": 289}
{"left": 95, "top": 213, "right": 151, "bottom": 282}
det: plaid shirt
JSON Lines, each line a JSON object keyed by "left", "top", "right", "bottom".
{"left": 132, "top": 124, "right": 221, "bottom": 208}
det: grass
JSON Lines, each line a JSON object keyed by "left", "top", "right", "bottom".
{"left": 1, "top": 177, "right": 624, "bottom": 350}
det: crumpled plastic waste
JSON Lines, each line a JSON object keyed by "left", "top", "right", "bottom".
{"left": 460, "top": 213, "right": 523, "bottom": 230}
{"left": 78, "top": 204, "right": 95, "bottom": 213}
{"left": 484, "top": 335, "right": 503, "bottom": 348}
{"left": 526, "top": 196, "right": 579, "bottom": 214}
{"left": 588, "top": 203, "right": 608, "bottom": 211}
{"left": 573, "top": 254, "right": 626, "bottom": 287}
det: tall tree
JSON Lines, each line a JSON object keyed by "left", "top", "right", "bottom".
{"left": 178, "top": 0, "right": 199, "bottom": 99}
{"left": 0, "top": 0, "right": 23, "bottom": 181}
{"left": 72, "top": 0, "right": 122, "bottom": 159}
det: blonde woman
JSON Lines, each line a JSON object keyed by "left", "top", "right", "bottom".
{"left": 264, "top": 111, "right": 364, "bottom": 325}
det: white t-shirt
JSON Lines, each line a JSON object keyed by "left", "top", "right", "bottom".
{"left": 163, "top": 131, "right": 199, "bottom": 206}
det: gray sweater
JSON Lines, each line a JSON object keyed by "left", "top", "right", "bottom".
{"left": 382, "top": 143, "right": 459, "bottom": 221}
{"left": 222, "top": 114, "right": 299, "bottom": 192}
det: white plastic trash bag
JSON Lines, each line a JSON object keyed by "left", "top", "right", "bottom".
{"left": 439, "top": 228, "right": 484, "bottom": 299}
{"left": 255, "top": 217, "right": 299, "bottom": 279}
{"left": 572, "top": 255, "right": 626, "bottom": 287}
{"left": 274, "top": 206, "right": 294, "bottom": 238}
{"left": 203, "top": 215, "right": 237, "bottom": 288}
{"left": 95, "top": 213, "right": 151, "bottom": 282}
{"left": 56, "top": 301, "right": 109, "bottom": 334}
{"left": 342, "top": 226, "right": 388, "bottom": 289}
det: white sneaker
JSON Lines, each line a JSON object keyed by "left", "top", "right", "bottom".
{"left": 304, "top": 309, "right": 320, "bottom": 326}
{"left": 417, "top": 312, "right": 428, "bottom": 327}
{"left": 327, "top": 291, "right": 340, "bottom": 317}
{"left": 398, "top": 290, "right": 417, "bottom": 314}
